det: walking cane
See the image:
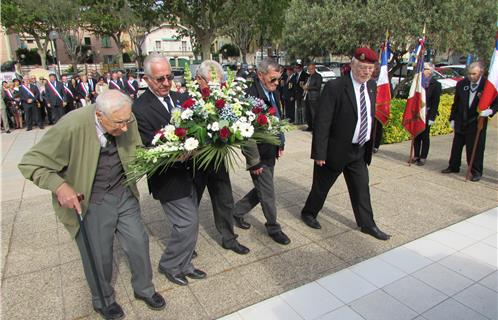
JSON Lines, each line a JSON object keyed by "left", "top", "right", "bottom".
{"left": 465, "top": 117, "right": 485, "bottom": 181}
{"left": 74, "top": 194, "right": 108, "bottom": 310}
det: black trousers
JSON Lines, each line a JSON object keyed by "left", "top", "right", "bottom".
{"left": 373, "top": 119, "right": 383, "bottom": 149}
{"left": 305, "top": 99, "right": 319, "bottom": 130}
{"left": 284, "top": 98, "right": 295, "bottom": 123}
{"left": 194, "top": 167, "right": 237, "bottom": 246}
{"left": 448, "top": 122, "right": 488, "bottom": 177}
{"left": 302, "top": 145, "right": 376, "bottom": 228}
{"left": 24, "top": 104, "right": 41, "bottom": 129}
{"left": 414, "top": 124, "right": 431, "bottom": 159}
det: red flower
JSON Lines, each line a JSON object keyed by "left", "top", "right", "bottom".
{"left": 154, "top": 129, "right": 165, "bottom": 138}
{"left": 215, "top": 99, "right": 225, "bottom": 109}
{"left": 252, "top": 106, "right": 262, "bottom": 114}
{"left": 201, "top": 87, "right": 211, "bottom": 99}
{"left": 257, "top": 114, "right": 268, "bottom": 126}
{"left": 175, "top": 127, "right": 187, "bottom": 138}
{"left": 181, "top": 98, "right": 196, "bottom": 109}
{"left": 268, "top": 106, "right": 277, "bottom": 116}
{"left": 219, "top": 127, "right": 231, "bottom": 140}
{"left": 220, "top": 82, "right": 227, "bottom": 89}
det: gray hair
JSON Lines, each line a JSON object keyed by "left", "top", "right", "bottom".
{"left": 196, "top": 60, "right": 223, "bottom": 80}
{"left": 95, "top": 90, "right": 132, "bottom": 114}
{"left": 258, "top": 58, "right": 279, "bottom": 74}
{"left": 424, "top": 62, "right": 434, "bottom": 72}
{"left": 468, "top": 61, "right": 484, "bottom": 72}
{"left": 144, "top": 53, "right": 171, "bottom": 76}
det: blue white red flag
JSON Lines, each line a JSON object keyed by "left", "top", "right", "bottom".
{"left": 375, "top": 40, "right": 391, "bottom": 125}
{"left": 403, "top": 37, "right": 426, "bottom": 137}
{"left": 478, "top": 31, "right": 498, "bottom": 112}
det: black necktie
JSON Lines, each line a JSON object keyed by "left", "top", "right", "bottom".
{"left": 358, "top": 83, "right": 368, "bottom": 145}
{"left": 164, "top": 96, "right": 173, "bottom": 113}
{"left": 104, "top": 133, "right": 115, "bottom": 146}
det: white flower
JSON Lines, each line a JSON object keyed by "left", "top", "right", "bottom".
{"left": 208, "top": 132, "right": 213, "bottom": 138}
{"left": 181, "top": 108, "right": 194, "bottom": 120}
{"left": 210, "top": 122, "right": 220, "bottom": 131}
{"left": 240, "top": 123, "right": 254, "bottom": 138}
{"left": 164, "top": 125, "right": 175, "bottom": 134}
{"left": 246, "top": 111, "right": 256, "bottom": 122}
{"left": 151, "top": 135, "right": 160, "bottom": 146}
{"left": 239, "top": 116, "right": 248, "bottom": 123}
{"left": 184, "top": 137, "right": 199, "bottom": 151}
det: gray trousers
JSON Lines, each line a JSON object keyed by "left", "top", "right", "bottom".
{"left": 1, "top": 103, "right": 9, "bottom": 131}
{"left": 159, "top": 191, "right": 198, "bottom": 275}
{"left": 234, "top": 165, "right": 282, "bottom": 235}
{"left": 75, "top": 189, "right": 155, "bottom": 309}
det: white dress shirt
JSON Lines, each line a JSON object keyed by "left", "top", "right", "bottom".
{"left": 350, "top": 74, "right": 372, "bottom": 144}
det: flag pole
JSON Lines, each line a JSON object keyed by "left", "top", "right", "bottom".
{"left": 465, "top": 117, "right": 485, "bottom": 181}
{"left": 408, "top": 137, "right": 415, "bottom": 165}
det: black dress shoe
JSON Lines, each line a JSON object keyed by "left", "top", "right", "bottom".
{"left": 360, "top": 226, "right": 391, "bottom": 240}
{"left": 269, "top": 231, "right": 291, "bottom": 245}
{"left": 94, "top": 302, "right": 124, "bottom": 320}
{"left": 158, "top": 267, "right": 188, "bottom": 286}
{"left": 471, "top": 174, "right": 481, "bottom": 182}
{"left": 410, "top": 158, "right": 419, "bottom": 164}
{"left": 134, "top": 292, "right": 166, "bottom": 310}
{"left": 184, "top": 268, "right": 207, "bottom": 279}
{"left": 5, "top": 130, "right": 10, "bottom": 133}
{"left": 301, "top": 215, "right": 321, "bottom": 229}
{"left": 441, "top": 167, "right": 459, "bottom": 173}
{"left": 192, "top": 250, "right": 198, "bottom": 259}
{"left": 26, "top": 127, "right": 32, "bottom": 131}
{"left": 416, "top": 159, "right": 426, "bottom": 166}
{"left": 234, "top": 216, "right": 251, "bottom": 229}
{"left": 222, "top": 241, "right": 250, "bottom": 254}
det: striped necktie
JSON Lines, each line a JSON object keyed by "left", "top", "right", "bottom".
{"left": 358, "top": 83, "right": 368, "bottom": 145}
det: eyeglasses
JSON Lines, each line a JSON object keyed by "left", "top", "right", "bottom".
{"left": 102, "top": 113, "right": 135, "bottom": 127}
{"left": 149, "top": 74, "right": 175, "bottom": 83}
{"left": 270, "top": 77, "right": 281, "bottom": 83}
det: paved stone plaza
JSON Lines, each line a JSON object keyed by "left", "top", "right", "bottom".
{"left": 1, "top": 123, "right": 497, "bottom": 320}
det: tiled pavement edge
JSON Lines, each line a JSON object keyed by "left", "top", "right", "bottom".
{"left": 220, "top": 207, "right": 497, "bottom": 320}
{"left": 1, "top": 124, "right": 497, "bottom": 320}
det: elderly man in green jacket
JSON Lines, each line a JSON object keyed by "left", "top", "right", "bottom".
{"left": 18, "top": 90, "right": 165, "bottom": 320}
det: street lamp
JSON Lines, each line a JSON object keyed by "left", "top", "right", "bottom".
{"left": 48, "top": 30, "right": 60, "bottom": 76}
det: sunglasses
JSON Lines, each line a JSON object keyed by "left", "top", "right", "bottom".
{"left": 149, "top": 74, "right": 175, "bottom": 83}
{"left": 270, "top": 77, "right": 281, "bottom": 83}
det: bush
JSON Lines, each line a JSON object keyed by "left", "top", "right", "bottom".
{"left": 382, "top": 94, "right": 453, "bottom": 144}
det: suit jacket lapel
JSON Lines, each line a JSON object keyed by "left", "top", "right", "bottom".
{"left": 146, "top": 90, "right": 171, "bottom": 124}
{"left": 367, "top": 80, "right": 376, "bottom": 118}
{"left": 345, "top": 76, "right": 358, "bottom": 117}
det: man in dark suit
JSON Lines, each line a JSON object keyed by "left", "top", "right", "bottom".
{"left": 87, "top": 72, "right": 97, "bottom": 103}
{"left": 234, "top": 58, "right": 290, "bottom": 245}
{"left": 20, "top": 75, "right": 42, "bottom": 131}
{"left": 294, "top": 63, "right": 307, "bottom": 124}
{"left": 133, "top": 54, "right": 206, "bottom": 286}
{"left": 193, "top": 60, "right": 250, "bottom": 255}
{"left": 284, "top": 67, "right": 297, "bottom": 123}
{"left": 45, "top": 73, "right": 65, "bottom": 123}
{"left": 303, "top": 62, "right": 323, "bottom": 131}
{"left": 125, "top": 72, "right": 139, "bottom": 99}
{"left": 441, "top": 62, "right": 497, "bottom": 181}
{"left": 412, "top": 63, "right": 442, "bottom": 166}
{"left": 109, "top": 72, "right": 125, "bottom": 92}
{"left": 61, "top": 74, "right": 77, "bottom": 113}
{"left": 300, "top": 47, "right": 391, "bottom": 241}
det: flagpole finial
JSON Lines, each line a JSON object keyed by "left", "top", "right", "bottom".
{"left": 385, "top": 30, "right": 390, "bottom": 40}
{"left": 422, "top": 23, "right": 426, "bottom": 36}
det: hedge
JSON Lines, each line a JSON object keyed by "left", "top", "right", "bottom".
{"left": 382, "top": 94, "right": 454, "bottom": 144}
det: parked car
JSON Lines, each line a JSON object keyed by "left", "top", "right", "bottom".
{"left": 439, "top": 64, "right": 466, "bottom": 77}
{"left": 304, "top": 64, "right": 337, "bottom": 84}
{"left": 435, "top": 66, "right": 464, "bottom": 82}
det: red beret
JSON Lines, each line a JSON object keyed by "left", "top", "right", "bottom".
{"left": 354, "top": 47, "right": 378, "bottom": 63}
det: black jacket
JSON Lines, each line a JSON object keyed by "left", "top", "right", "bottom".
{"left": 245, "top": 80, "right": 284, "bottom": 168}
{"left": 450, "top": 77, "right": 497, "bottom": 133}
{"left": 425, "top": 77, "right": 442, "bottom": 122}
{"left": 44, "top": 81, "right": 65, "bottom": 106}
{"left": 305, "top": 72, "right": 323, "bottom": 101}
{"left": 132, "top": 89, "right": 193, "bottom": 202}
{"left": 312, "top": 74, "right": 376, "bottom": 170}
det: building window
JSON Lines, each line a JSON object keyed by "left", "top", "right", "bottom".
{"left": 84, "top": 37, "right": 91, "bottom": 46}
{"left": 104, "top": 55, "right": 114, "bottom": 64}
{"left": 181, "top": 41, "right": 187, "bottom": 52}
{"left": 101, "top": 36, "right": 112, "bottom": 48}
{"left": 155, "top": 40, "right": 161, "bottom": 51}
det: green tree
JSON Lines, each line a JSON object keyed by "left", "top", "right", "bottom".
{"left": 81, "top": 0, "right": 134, "bottom": 68}
{"left": 1, "top": 0, "right": 53, "bottom": 69}
{"left": 164, "top": 0, "right": 229, "bottom": 60}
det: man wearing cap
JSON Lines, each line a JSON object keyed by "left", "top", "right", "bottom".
{"left": 300, "top": 47, "right": 391, "bottom": 241}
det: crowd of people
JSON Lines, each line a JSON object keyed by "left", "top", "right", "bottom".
{"left": 14, "top": 47, "right": 497, "bottom": 319}
{"left": 1, "top": 70, "right": 142, "bottom": 133}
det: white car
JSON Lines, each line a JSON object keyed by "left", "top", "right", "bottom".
{"left": 315, "top": 65, "right": 337, "bottom": 83}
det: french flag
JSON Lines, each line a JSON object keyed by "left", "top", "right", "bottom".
{"left": 478, "top": 31, "right": 498, "bottom": 112}
{"left": 402, "top": 37, "right": 426, "bottom": 137}
{"left": 375, "top": 40, "right": 391, "bottom": 125}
